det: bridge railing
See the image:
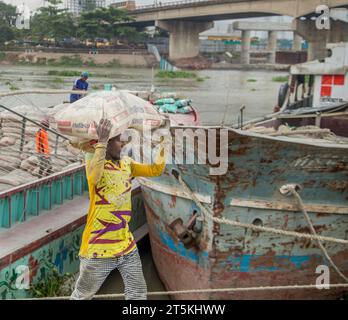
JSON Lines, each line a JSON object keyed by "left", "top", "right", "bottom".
{"left": 134, "top": 0, "right": 217, "bottom": 11}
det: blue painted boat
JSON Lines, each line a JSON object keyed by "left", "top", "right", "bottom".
{"left": 139, "top": 43, "right": 348, "bottom": 299}
{"left": 140, "top": 125, "right": 348, "bottom": 299}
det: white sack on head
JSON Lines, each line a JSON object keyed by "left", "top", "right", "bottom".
{"left": 54, "top": 90, "right": 164, "bottom": 141}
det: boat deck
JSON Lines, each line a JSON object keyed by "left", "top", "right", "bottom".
{"left": 0, "top": 195, "right": 89, "bottom": 268}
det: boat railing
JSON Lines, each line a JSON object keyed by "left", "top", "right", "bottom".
{"left": 0, "top": 103, "right": 68, "bottom": 155}
{"left": 0, "top": 165, "right": 88, "bottom": 229}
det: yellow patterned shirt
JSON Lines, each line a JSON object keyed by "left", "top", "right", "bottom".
{"left": 79, "top": 143, "right": 165, "bottom": 258}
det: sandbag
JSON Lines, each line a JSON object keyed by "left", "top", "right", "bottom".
{"left": 176, "top": 106, "right": 193, "bottom": 114}
{"left": 159, "top": 104, "right": 178, "bottom": 113}
{"left": 54, "top": 90, "right": 164, "bottom": 141}
{"left": 26, "top": 155, "right": 40, "bottom": 166}
{"left": 0, "top": 105, "right": 45, "bottom": 122}
{"left": 0, "top": 159, "right": 18, "bottom": 172}
{"left": 175, "top": 99, "right": 192, "bottom": 108}
{"left": 0, "top": 169, "right": 37, "bottom": 186}
{"left": 0, "top": 154, "right": 21, "bottom": 167}
{"left": 23, "top": 141, "right": 35, "bottom": 152}
{"left": 154, "top": 98, "right": 176, "bottom": 106}
{"left": 0, "top": 136, "right": 17, "bottom": 146}
{"left": 0, "top": 183, "right": 13, "bottom": 192}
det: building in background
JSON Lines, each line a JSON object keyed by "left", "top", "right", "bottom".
{"left": 65, "top": 0, "right": 106, "bottom": 16}
{"left": 15, "top": 3, "right": 31, "bottom": 29}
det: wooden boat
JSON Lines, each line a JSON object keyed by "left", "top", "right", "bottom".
{"left": 0, "top": 90, "right": 148, "bottom": 299}
{"left": 139, "top": 43, "right": 348, "bottom": 299}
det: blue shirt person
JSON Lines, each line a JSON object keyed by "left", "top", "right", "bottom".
{"left": 70, "top": 71, "right": 89, "bottom": 103}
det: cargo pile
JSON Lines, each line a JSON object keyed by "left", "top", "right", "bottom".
{"left": 0, "top": 104, "right": 83, "bottom": 192}
{"left": 153, "top": 98, "right": 193, "bottom": 114}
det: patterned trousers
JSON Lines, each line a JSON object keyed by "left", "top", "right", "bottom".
{"left": 70, "top": 248, "right": 147, "bottom": 300}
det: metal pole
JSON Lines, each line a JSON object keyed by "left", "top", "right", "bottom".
{"left": 8, "top": 196, "right": 11, "bottom": 228}
{"left": 54, "top": 135, "right": 59, "bottom": 155}
{"left": 23, "top": 190, "right": 27, "bottom": 222}
{"left": 20, "top": 118, "right": 27, "bottom": 152}
{"left": 240, "top": 105, "right": 246, "bottom": 129}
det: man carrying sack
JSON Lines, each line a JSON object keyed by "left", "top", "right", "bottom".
{"left": 70, "top": 119, "right": 166, "bottom": 300}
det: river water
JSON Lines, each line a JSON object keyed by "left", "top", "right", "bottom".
{"left": 0, "top": 65, "right": 287, "bottom": 125}
{"left": 0, "top": 64, "right": 287, "bottom": 299}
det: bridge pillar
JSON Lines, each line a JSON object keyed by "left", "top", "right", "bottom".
{"left": 156, "top": 20, "right": 213, "bottom": 60}
{"left": 293, "top": 19, "right": 348, "bottom": 61}
{"left": 292, "top": 33, "right": 302, "bottom": 51}
{"left": 241, "top": 30, "right": 251, "bottom": 64}
{"left": 267, "top": 31, "right": 277, "bottom": 64}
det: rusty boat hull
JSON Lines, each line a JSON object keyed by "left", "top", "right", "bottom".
{"left": 140, "top": 123, "right": 348, "bottom": 300}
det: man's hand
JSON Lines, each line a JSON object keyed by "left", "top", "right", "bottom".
{"left": 95, "top": 119, "right": 112, "bottom": 143}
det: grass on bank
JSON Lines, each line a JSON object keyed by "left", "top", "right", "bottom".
{"left": 155, "top": 70, "right": 203, "bottom": 81}
{"left": 16, "top": 54, "right": 121, "bottom": 69}
{"left": 4, "top": 80, "right": 18, "bottom": 91}
{"left": 48, "top": 70, "right": 84, "bottom": 77}
{"left": 272, "top": 76, "right": 289, "bottom": 82}
{"left": 52, "top": 77, "right": 64, "bottom": 83}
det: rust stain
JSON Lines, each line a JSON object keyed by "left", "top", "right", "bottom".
{"left": 325, "top": 180, "right": 348, "bottom": 193}
{"left": 153, "top": 197, "right": 164, "bottom": 209}
{"left": 169, "top": 195, "right": 177, "bottom": 208}
{"left": 260, "top": 158, "right": 273, "bottom": 164}
{"left": 282, "top": 214, "right": 289, "bottom": 229}
{"left": 294, "top": 224, "right": 329, "bottom": 234}
{"left": 303, "top": 180, "right": 316, "bottom": 188}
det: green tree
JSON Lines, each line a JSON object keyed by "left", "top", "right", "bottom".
{"left": 77, "top": 6, "right": 138, "bottom": 44}
{"left": 30, "top": 0, "right": 76, "bottom": 44}
{"left": 83, "top": 0, "right": 97, "bottom": 12}
{"left": 0, "top": 1, "right": 17, "bottom": 46}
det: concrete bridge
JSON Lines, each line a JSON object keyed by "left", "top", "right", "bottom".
{"left": 232, "top": 21, "right": 301, "bottom": 64}
{"left": 123, "top": 0, "right": 348, "bottom": 62}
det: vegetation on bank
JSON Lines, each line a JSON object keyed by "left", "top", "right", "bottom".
{"left": 4, "top": 80, "right": 18, "bottom": 90}
{"left": 30, "top": 268, "right": 74, "bottom": 298}
{"left": 48, "top": 70, "right": 84, "bottom": 77}
{"left": 0, "top": 0, "right": 146, "bottom": 49}
{"left": 247, "top": 79, "right": 257, "bottom": 82}
{"left": 156, "top": 71, "right": 204, "bottom": 82}
{"left": 11, "top": 54, "right": 122, "bottom": 68}
{"left": 16, "top": 54, "right": 98, "bottom": 67}
{"left": 272, "top": 76, "right": 289, "bottom": 82}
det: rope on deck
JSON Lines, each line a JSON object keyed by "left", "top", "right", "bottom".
{"left": 19, "top": 283, "right": 348, "bottom": 300}
{"left": 173, "top": 172, "right": 348, "bottom": 245}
